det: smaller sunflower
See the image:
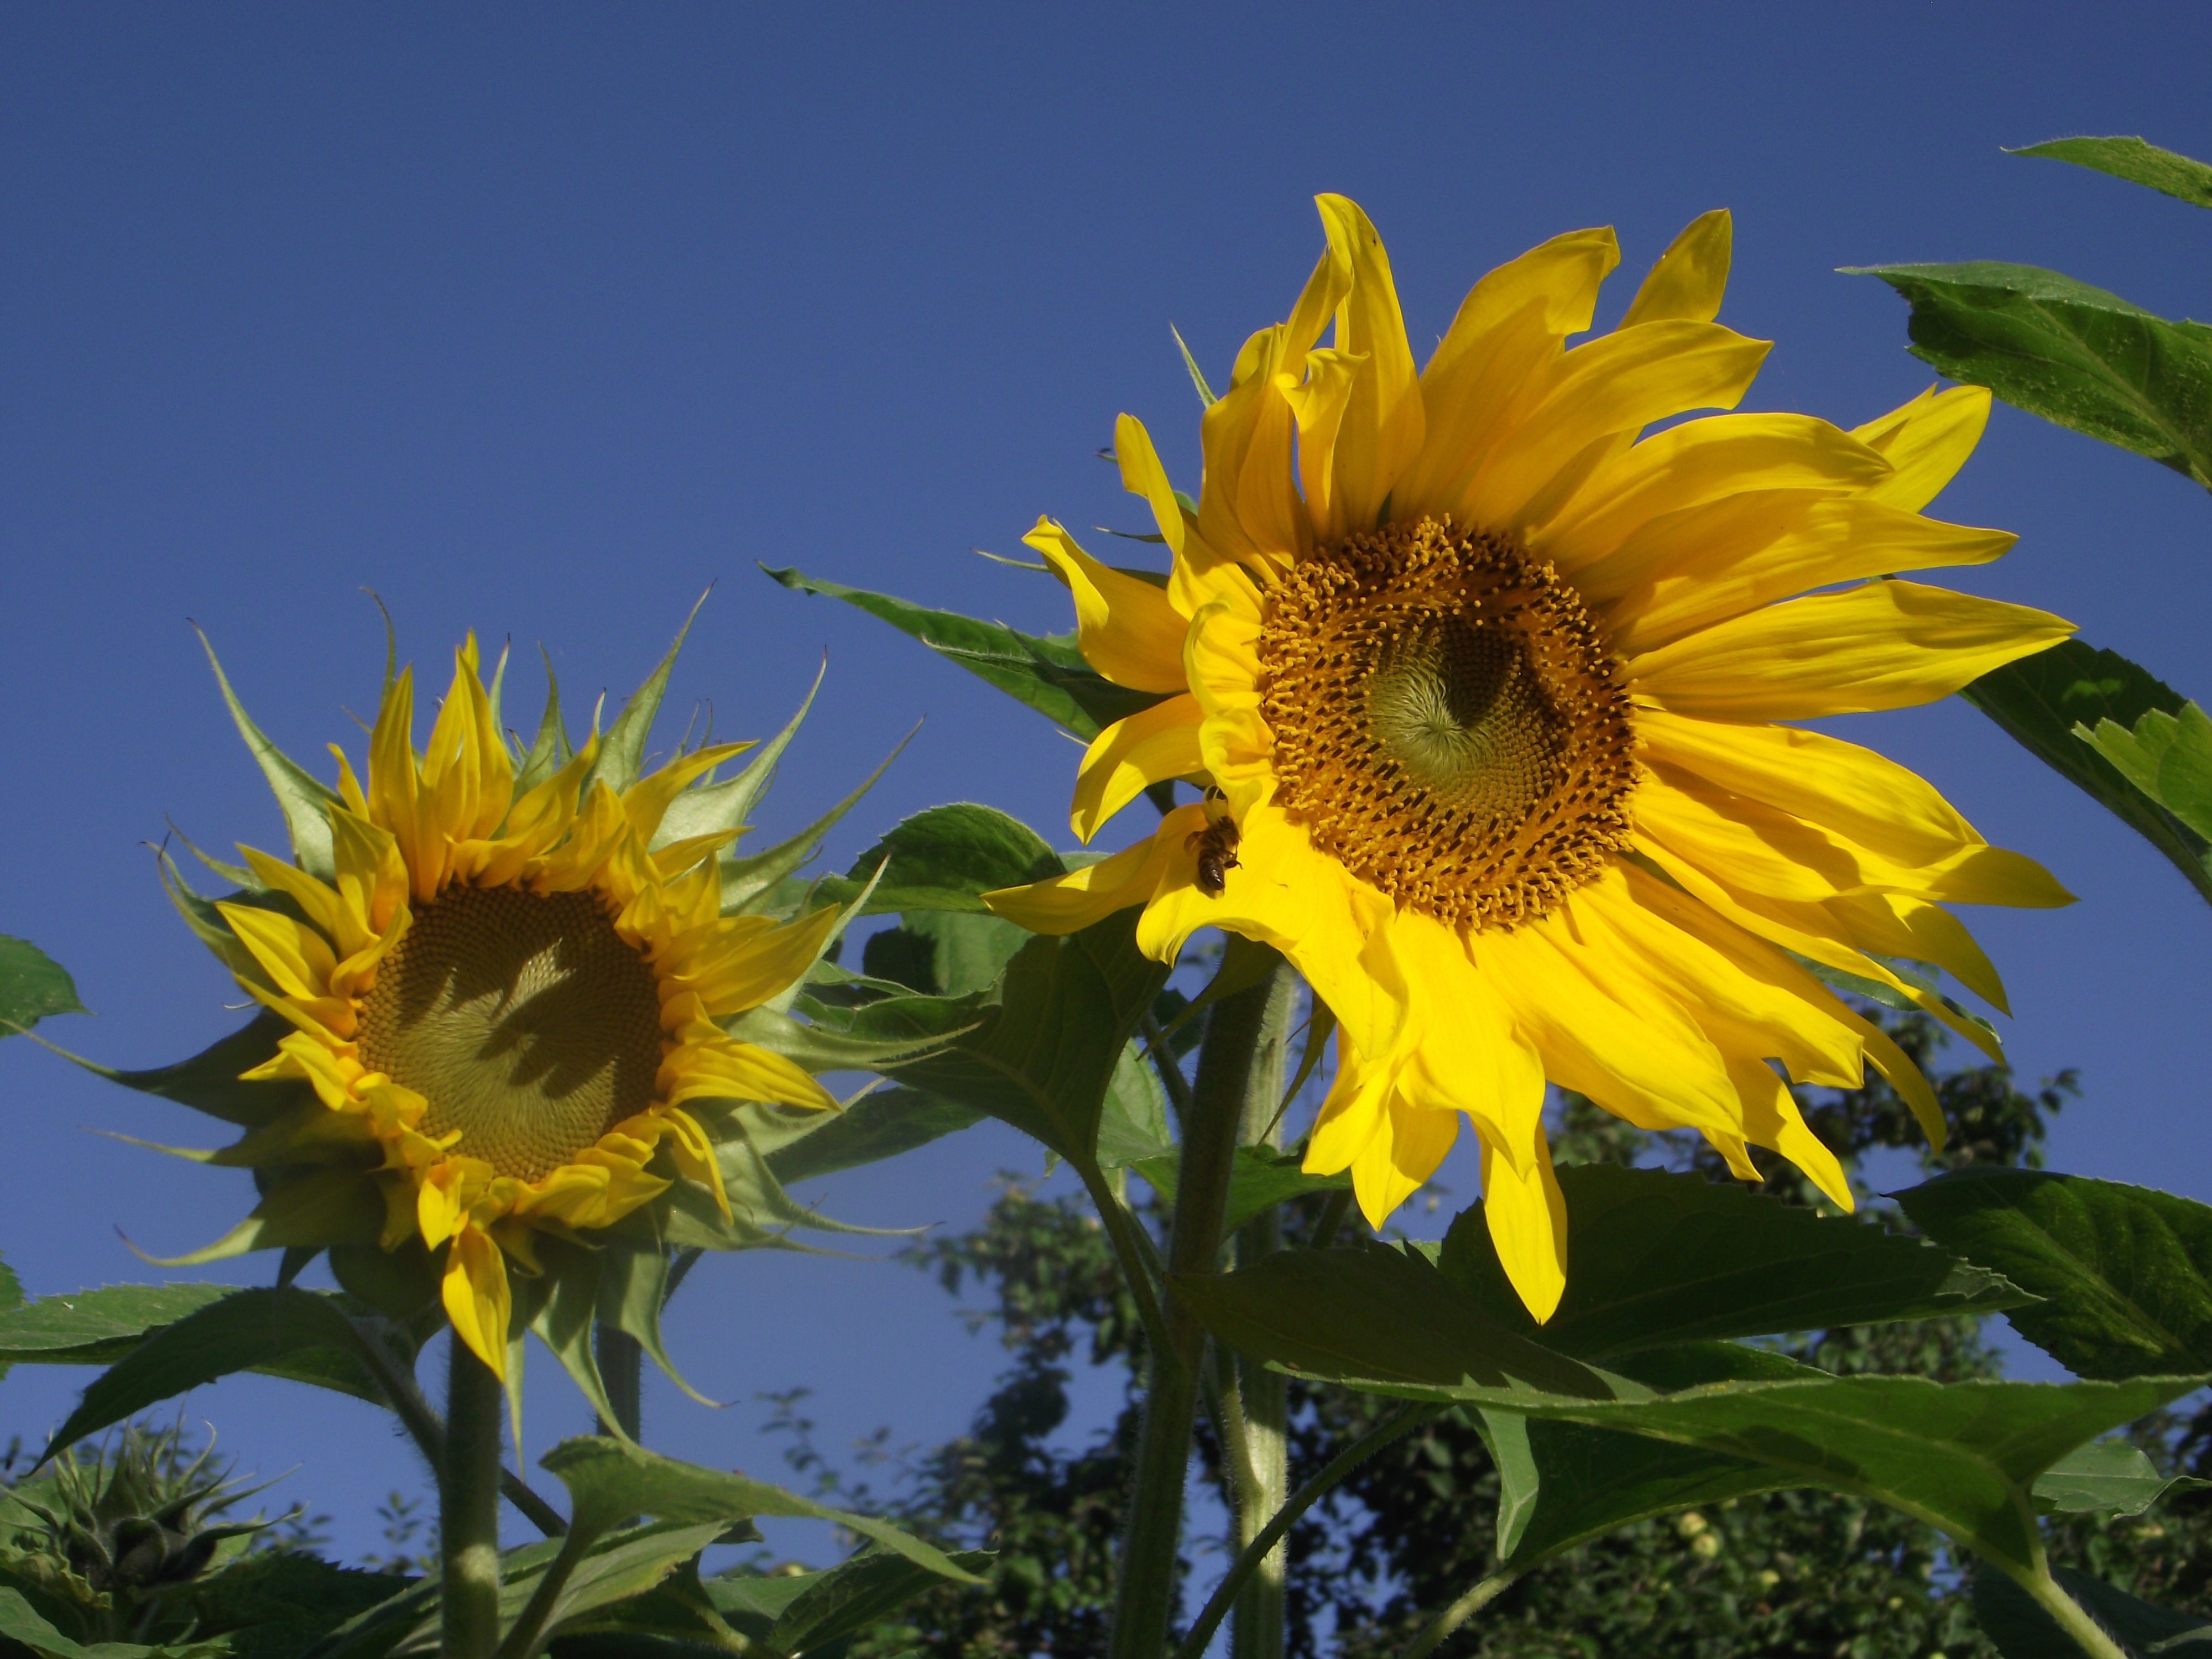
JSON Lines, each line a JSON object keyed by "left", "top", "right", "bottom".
{"left": 143, "top": 631, "right": 854, "bottom": 1380}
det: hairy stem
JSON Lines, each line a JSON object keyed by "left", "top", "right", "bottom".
{"left": 1110, "top": 947, "right": 1284, "bottom": 1659}
{"left": 1232, "top": 967, "right": 1296, "bottom": 1659}
{"left": 2016, "top": 1564, "right": 2132, "bottom": 1659}
{"left": 1400, "top": 1571, "right": 1518, "bottom": 1659}
{"left": 593, "top": 1326, "right": 644, "bottom": 1442}
{"left": 441, "top": 1338, "right": 507, "bottom": 1659}
{"left": 1175, "top": 1402, "right": 1442, "bottom": 1659}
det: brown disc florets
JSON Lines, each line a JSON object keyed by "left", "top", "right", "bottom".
{"left": 1256, "top": 515, "right": 1638, "bottom": 930}
{"left": 357, "top": 884, "right": 666, "bottom": 1181}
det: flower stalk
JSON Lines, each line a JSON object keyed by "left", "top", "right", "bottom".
{"left": 1109, "top": 947, "right": 1285, "bottom": 1659}
{"left": 442, "top": 1335, "right": 508, "bottom": 1659}
{"left": 1231, "top": 968, "right": 1296, "bottom": 1659}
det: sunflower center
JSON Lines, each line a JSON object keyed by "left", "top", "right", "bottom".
{"left": 1257, "top": 515, "right": 1637, "bottom": 930}
{"left": 357, "top": 885, "right": 665, "bottom": 1182}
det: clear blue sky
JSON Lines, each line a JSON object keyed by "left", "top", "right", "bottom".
{"left": 3, "top": 2, "right": 2209, "bottom": 1571}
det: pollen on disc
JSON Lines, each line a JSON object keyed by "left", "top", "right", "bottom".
{"left": 356, "top": 884, "right": 665, "bottom": 1181}
{"left": 1257, "top": 515, "right": 1637, "bottom": 931}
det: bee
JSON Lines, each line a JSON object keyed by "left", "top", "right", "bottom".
{"left": 1186, "top": 796, "right": 1241, "bottom": 898}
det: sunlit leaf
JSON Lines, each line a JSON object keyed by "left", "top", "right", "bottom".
{"left": 2013, "top": 134, "right": 2212, "bottom": 210}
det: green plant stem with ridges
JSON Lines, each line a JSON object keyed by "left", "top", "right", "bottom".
{"left": 2016, "top": 1563, "right": 2133, "bottom": 1659}
{"left": 1109, "top": 946, "right": 1284, "bottom": 1659}
{"left": 442, "top": 1337, "right": 508, "bottom": 1659}
{"left": 1232, "top": 966, "right": 1296, "bottom": 1659}
{"left": 594, "top": 1326, "right": 644, "bottom": 1442}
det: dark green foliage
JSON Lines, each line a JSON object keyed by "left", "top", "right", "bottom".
{"left": 754, "top": 1010, "right": 2212, "bottom": 1657}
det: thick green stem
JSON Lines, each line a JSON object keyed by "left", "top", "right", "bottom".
{"left": 594, "top": 1326, "right": 644, "bottom": 1442}
{"left": 1400, "top": 1571, "right": 1518, "bottom": 1659}
{"left": 1176, "top": 1403, "right": 1441, "bottom": 1659}
{"left": 442, "top": 1338, "right": 507, "bottom": 1658}
{"left": 1232, "top": 969, "right": 1295, "bottom": 1659}
{"left": 2015, "top": 1564, "right": 2131, "bottom": 1659}
{"left": 1109, "top": 948, "right": 1283, "bottom": 1659}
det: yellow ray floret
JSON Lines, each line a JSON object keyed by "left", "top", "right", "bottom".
{"left": 983, "top": 196, "right": 2072, "bottom": 1323}
{"left": 211, "top": 637, "right": 839, "bottom": 1376}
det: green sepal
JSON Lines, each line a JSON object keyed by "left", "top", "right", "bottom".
{"left": 192, "top": 625, "right": 342, "bottom": 880}
{"left": 141, "top": 1167, "right": 385, "bottom": 1266}
{"left": 763, "top": 563, "right": 1170, "bottom": 739}
{"left": 92, "top": 1014, "right": 302, "bottom": 1130}
{"left": 595, "top": 1246, "right": 715, "bottom": 1409}
{"left": 716, "top": 729, "right": 912, "bottom": 916}
{"left": 513, "top": 644, "right": 575, "bottom": 793}
{"left": 584, "top": 589, "right": 709, "bottom": 796}
{"left": 654, "top": 655, "right": 825, "bottom": 851}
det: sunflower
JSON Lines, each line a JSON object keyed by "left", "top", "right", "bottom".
{"left": 986, "top": 198, "right": 2073, "bottom": 1320}
{"left": 148, "top": 633, "right": 848, "bottom": 1379}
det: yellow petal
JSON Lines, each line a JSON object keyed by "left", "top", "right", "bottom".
{"left": 1478, "top": 891, "right": 1743, "bottom": 1140}
{"left": 1478, "top": 1124, "right": 1568, "bottom": 1323}
{"left": 1603, "top": 498, "right": 2017, "bottom": 656}
{"left": 421, "top": 635, "right": 514, "bottom": 848}
{"left": 1451, "top": 321, "right": 1771, "bottom": 530}
{"left": 1283, "top": 348, "right": 1363, "bottom": 538}
{"left": 1538, "top": 414, "right": 1888, "bottom": 576}
{"left": 1115, "top": 413, "right": 1189, "bottom": 559}
{"left": 1392, "top": 912, "right": 1545, "bottom": 1158}
{"left": 217, "top": 902, "right": 340, "bottom": 1003}
{"left": 1025, "top": 518, "right": 1190, "bottom": 693}
{"left": 1851, "top": 385, "right": 1992, "bottom": 512}
{"left": 1349, "top": 1096, "right": 1458, "bottom": 1230}
{"left": 1072, "top": 695, "right": 1205, "bottom": 842}
{"left": 367, "top": 665, "right": 440, "bottom": 900}
{"left": 1618, "top": 208, "right": 1732, "bottom": 329}
{"left": 1636, "top": 708, "right": 1983, "bottom": 870}
{"left": 662, "top": 1039, "right": 838, "bottom": 1114}
{"left": 239, "top": 846, "right": 360, "bottom": 956}
{"left": 1313, "top": 194, "right": 1425, "bottom": 537}
{"left": 1134, "top": 801, "right": 1410, "bottom": 1064}
{"left": 653, "top": 1106, "right": 731, "bottom": 1219}
{"left": 1826, "top": 889, "right": 2010, "bottom": 1013}
{"left": 1725, "top": 1055, "right": 1854, "bottom": 1212}
{"left": 329, "top": 808, "right": 410, "bottom": 941}
{"left": 1302, "top": 1030, "right": 1399, "bottom": 1176}
{"left": 1629, "top": 579, "right": 2074, "bottom": 719}
{"left": 985, "top": 820, "right": 1180, "bottom": 936}
{"left": 1424, "top": 226, "right": 1620, "bottom": 380}
{"left": 443, "top": 1223, "right": 512, "bottom": 1381}
{"left": 679, "top": 903, "right": 840, "bottom": 1017}
{"left": 625, "top": 741, "right": 753, "bottom": 847}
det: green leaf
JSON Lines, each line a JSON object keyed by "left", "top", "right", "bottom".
{"left": 0, "top": 1253, "right": 20, "bottom": 1317}
{"left": 763, "top": 1088, "right": 984, "bottom": 1186}
{"left": 2013, "top": 134, "right": 2212, "bottom": 210}
{"left": 2082, "top": 701, "right": 2212, "bottom": 841}
{"left": 96, "top": 1014, "right": 304, "bottom": 1129}
{"left": 890, "top": 911, "right": 1171, "bottom": 1167}
{"left": 1094, "top": 1043, "right": 1172, "bottom": 1171}
{"left": 821, "top": 804, "right": 1067, "bottom": 915}
{"left": 2031, "top": 1437, "right": 2208, "bottom": 1515}
{"left": 1973, "top": 1564, "right": 2212, "bottom": 1657}
{"left": 726, "top": 991, "right": 985, "bottom": 1077}
{"left": 1434, "top": 1164, "right": 2030, "bottom": 1359}
{"left": 41, "top": 1286, "right": 395, "bottom": 1453}
{"left": 0, "top": 1586, "right": 231, "bottom": 1658}
{"left": 1847, "top": 260, "right": 2212, "bottom": 489}
{"left": 1897, "top": 1169, "right": 2212, "bottom": 1379}
{"left": 763, "top": 564, "right": 1169, "bottom": 739}
{"left": 541, "top": 1436, "right": 984, "bottom": 1583}
{"left": 0, "top": 1282, "right": 238, "bottom": 1366}
{"left": 194, "top": 625, "right": 343, "bottom": 880}
{"left": 712, "top": 1547, "right": 996, "bottom": 1656}
{"left": 0, "top": 935, "right": 85, "bottom": 1036}
{"left": 1963, "top": 639, "right": 2212, "bottom": 904}
{"left": 1172, "top": 1240, "right": 1621, "bottom": 1402}
{"left": 858, "top": 913, "right": 1033, "bottom": 1000}
{"left": 1133, "top": 1144, "right": 1350, "bottom": 1234}
{"left": 1473, "top": 1410, "right": 1788, "bottom": 1570}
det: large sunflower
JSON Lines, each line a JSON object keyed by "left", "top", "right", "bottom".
{"left": 164, "top": 635, "right": 844, "bottom": 1378}
{"left": 987, "top": 199, "right": 2073, "bottom": 1320}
